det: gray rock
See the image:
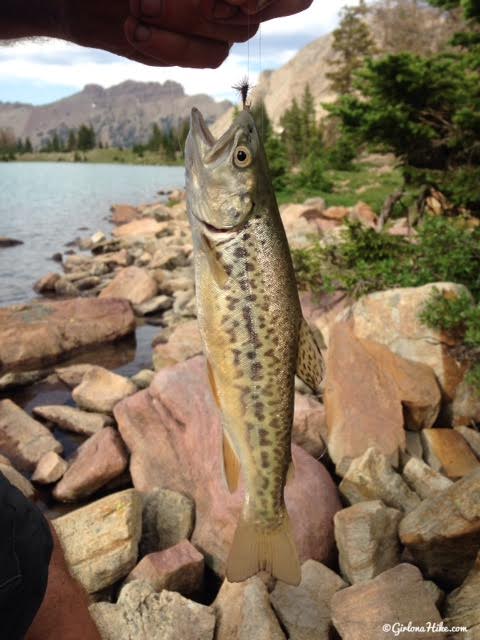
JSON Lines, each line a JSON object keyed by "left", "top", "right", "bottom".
{"left": 455, "top": 426, "right": 480, "bottom": 459}
{"left": 0, "top": 369, "right": 47, "bottom": 391}
{"left": 131, "top": 369, "right": 155, "bottom": 390}
{"left": 339, "top": 448, "right": 420, "bottom": 512}
{"left": 140, "top": 488, "right": 195, "bottom": 557}
{"left": 402, "top": 456, "right": 453, "bottom": 499}
{"left": 334, "top": 501, "right": 402, "bottom": 584}
{"left": 0, "top": 462, "right": 35, "bottom": 498}
{"left": 90, "top": 581, "right": 215, "bottom": 640}
{"left": 32, "top": 451, "right": 68, "bottom": 484}
{"left": 444, "top": 551, "right": 480, "bottom": 639}
{"left": 53, "top": 489, "right": 142, "bottom": 593}
{"left": 331, "top": 564, "right": 446, "bottom": 640}
{"left": 33, "top": 405, "right": 112, "bottom": 436}
{"left": 270, "top": 560, "right": 346, "bottom": 640}
{"left": 399, "top": 468, "right": 480, "bottom": 588}
{"left": 215, "top": 576, "right": 286, "bottom": 640}
{"left": 55, "top": 364, "right": 96, "bottom": 388}
{"left": 0, "top": 399, "right": 62, "bottom": 471}
{"left": 133, "top": 295, "right": 173, "bottom": 316}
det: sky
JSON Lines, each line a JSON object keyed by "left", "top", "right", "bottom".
{"left": 0, "top": 0, "right": 358, "bottom": 106}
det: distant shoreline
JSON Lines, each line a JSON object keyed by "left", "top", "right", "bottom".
{"left": 0, "top": 148, "right": 183, "bottom": 167}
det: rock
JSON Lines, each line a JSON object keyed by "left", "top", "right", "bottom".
{"left": 402, "top": 456, "right": 453, "bottom": 499}
{"left": 54, "top": 277, "right": 80, "bottom": 297}
{"left": 322, "top": 206, "right": 349, "bottom": 221}
{"left": 0, "top": 236, "right": 23, "bottom": 247}
{"left": 293, "top": 393, "right": 327, "bottom": 458}
{"left": 449, "top": 377, "right": 480, "bottom": 426}
{"left": 115, "top": 356, "right": 341, "bottom": 576}
{"left": 33, "top": 405, "right": 112, "bottom": 436}
{"left": 150, "top": 247, "right": 190, "bottom": 270}
{"left": 0, "top": 369, "right": 47, "bottom": 391}
{"left": 133, "top": 294, "right": 173, "bottom": 316}
{"left": 131, "top": 369, "right": 155, "bottom": 390}
{"left": 455, "top": 426, "right": 480, "bottom": 459}
{"left": 325, "top": 323, "right": 441, "bottom": 471}
{"left": 334, "top": 501, "right": 402, "bottom": 584}
{"left": 53, "top": 427, "right": 128, "bottom": 502}
{"left": 0, "top": 399, "right": 62, "bottom": 471}
{"left": 63, "top": 253, "right": 92, "bottom": 272}
{"left": 340, "top": 447, "right": 421, "bottom": 512}
{"left": 152, "top": 320, "right": 203, "bottom": 370}
{"left": 399, "top": 468, "right": 480, "bottom": 587}
{"left": 140, "top": 488, "right": 195, "bottom": 557}
{"left": 405, "top": 431, "right": 424, "bottom": 460}
{"left": 421, "top": 429, "right": 479, "bottom": 479}
{"left": 90, "top": 581, "right": 215, "bottom": 640}
{"left": 331, "top": 564, "right": 446, "bottom": 640}
{"left": 324, "top": 324, "right": 404, "bottom": 471}
{"left": 91, "top": 230, "right": 106, "bottom": 244}
{"left": 342, "top": 283, "right": 470, "bottom": 400}
{"left": 0, "top": 298, "right": 135, "bottom": 373}
{"left": 141, "top": 202, "right": 174, "bottom": 221}
{"left": 0, "top": 462, "right": 35, "bottom": 498}
{"left": 73, "top": 366, "right": 137, "bottom": 414}
{"left": 99, "top": 266, "right": 158, "bottom": 305}
{"left": 55, "top": 363, "right": 95, "bottom": 388}
{"left": 34, "top": 272, "right": 61, "bottom": 293}
{"left": 303, "top": 196, "right": 326, "bottom": 211}
{"left": 444, "top": 551, "right": 480, "bottom": 639}
{"left": 270, "top": 560, "right": 346, "bottom": 640}
{"left": 281, "top": 203, "right": 336, "bottom": 248}
{"left": 32, "top": 451, "right": 68, "bottom": 484}
{"left": 125, "top": 540, "right": 204, "bottom": 595}
{"left": 53, "top": 489, "right": 142, "bottom": 593}
{"left": 215, "top": 576, "right": 286, "bottom": 640}
{"left": 76, "top": 275, "right": 101, "bottom": 291}
{"left": 110, "top": 204, "right": 140, "bottom": 225}
{"left": 387, "top": 217, "right": 413, "bottom": 237}
{"left": 349, "top": 201, "right": 378, "bottom": 228}
{"left": 94, "top": 249, "right": 131, "bottom": 268}
{"left": 112, "top": 218, "right": 167, "bottom": 239}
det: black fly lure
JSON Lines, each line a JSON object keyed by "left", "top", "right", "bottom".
{"left": 232, "top": 77, "right": 251, "bottom": 110}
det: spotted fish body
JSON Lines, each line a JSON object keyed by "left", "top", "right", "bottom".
{"left": 185, "top": 108, "right": 324, "bottom": 585}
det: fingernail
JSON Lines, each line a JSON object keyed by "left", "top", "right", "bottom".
{"left": 140, "top": 0, "right": 162, "bottom": 16}
{"left": 134, "top": 24, "right": 151, "bottom": 41}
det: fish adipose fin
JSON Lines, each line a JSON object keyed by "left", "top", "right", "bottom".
{"left": 226, "top": 510, "right": 301, "bottom": 586}
{"left": 223, "top": 433, "right": 241, "bottom": 493}
{"left": 296, "top": 318, "right": 326, "bottom": 395}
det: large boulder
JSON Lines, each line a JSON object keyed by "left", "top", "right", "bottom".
{"left": 399, "top": 468, "right": 480, "bottom": 588}
{"left": 0, "top": 399, "right": 62, "bottom": 471}
{"left": 331, "top": 564, "right": 446, "bottom": 640}
{"left": 324, "top": 323, "right": 441, "bottom": 473}
{"left": 337, "top": 283, "right": 470, "bottom": 400}
{"left": 99, "top": 266, "right": 158, "bottom": 305}
{"left": 115, "top": 356, "right": 341, "bottom": 576}
{"left": 0, "top": 298, "right": 135, "bottom": 373}
{"left": 53, "top": 489, "right": 142, "bottom": 593}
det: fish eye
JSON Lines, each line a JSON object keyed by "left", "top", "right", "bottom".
{"left": 233, "top": 145, "right": 252, "bottom": 168}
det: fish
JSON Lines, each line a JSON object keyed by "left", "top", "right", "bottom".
{"left": 185, "top": 106, "right": 325, "bottom": 586}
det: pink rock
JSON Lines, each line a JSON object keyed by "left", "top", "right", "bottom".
{"left": 293, "top": 393, "right": 327, "bottom": 458}
{"left": 349, "top": 201, "right": 378, "bottom": 228}
{"left": 110, "top": 204, "right": 140, "bottom": 225}
{"left": 126, "top": 540, "right": 204, "bottom": 595}
{"left": 0, "top": 298, "right": 135, "bottom": 373}
{"left": 53, "top": 427, "right": 128, "bottom": 502}
{"left": 99, "top": 266, "right": 158, "bottom": 305}
{"left": 112, "top": 218, "right": 168, "bottom": 239}
{"left": 115, "top": 356, "right": 341, "bottom": 577}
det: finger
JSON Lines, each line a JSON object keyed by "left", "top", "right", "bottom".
{"left": 216, "top": 0, "right": 312, "bottom": 23}
{"left": 124, "top": 16, "right": 230, "bottom": 68}
{"left": 200, "top": 0, "right": 240, "bottom": 19}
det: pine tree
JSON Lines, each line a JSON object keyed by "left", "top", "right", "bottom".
{"left": 280, "top": 98, "right": 304, "bottom": 165}
{"left": 24, "top": 138, "right": 33, "bottom": 153}
{"left": 67, "top": 129, "right": 77, "bottom": 151}
{"left": 300, "top": 84, "right": 322, "bottom": 155}
{"left": 251, "top": 100, "right": 272, "bottom": 144}
{"left": 326, "top": 0, "right": 377, "bottom": 94}
{"left": 77, "top": 124, "right": 95, "bottom": 151}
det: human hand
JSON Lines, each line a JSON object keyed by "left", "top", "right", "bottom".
{"left": 58, "top": 0, "right": 258, "bottom": 68}
{"left": 211, "top": 0, "right": 314, "bottom": 21}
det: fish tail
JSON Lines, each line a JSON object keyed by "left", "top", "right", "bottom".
{"left": 226, "top": 509, "right": 301, "bottom": 586}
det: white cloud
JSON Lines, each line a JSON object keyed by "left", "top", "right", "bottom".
{"left": 0, "top": 0, "right": 359, "bottom": 103}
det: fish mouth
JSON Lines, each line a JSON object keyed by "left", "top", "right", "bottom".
{"left": 194, "top": 205, "right": 254, "bottom": 237}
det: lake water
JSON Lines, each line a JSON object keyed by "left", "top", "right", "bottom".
{"left": 0, "top": 162, "right": 185, "bottom": 306}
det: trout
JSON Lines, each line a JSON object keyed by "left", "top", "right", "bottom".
{"left": 185, "top": 107, "right": 325, "bottom": 585}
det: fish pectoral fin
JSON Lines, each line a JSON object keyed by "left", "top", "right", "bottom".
{"left": 296, "top": 317, "right": 326, "bottom": 395}
{"left": 226, "top": 509, "right": 301, "bottom": 586}
{"left": 200, "top": 233, "right": 230, "bottom": 287}
{"left": 223, "top": 433, "right": 241, "bottom": 493}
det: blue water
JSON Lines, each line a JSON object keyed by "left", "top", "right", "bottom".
{"left": 0, "top": 162, "right": 185, "bottom": 305}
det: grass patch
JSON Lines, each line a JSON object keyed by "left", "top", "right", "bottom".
{"left": 11, "top": 148, "right": 182, "bottom": 166}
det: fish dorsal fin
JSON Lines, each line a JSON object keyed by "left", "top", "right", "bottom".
{"left": 200, "top": 233, "right": 230, "bottom": 288}
{"left": 223, "top": 433, "right": 241, "bottom": 493}
{"left": 296, "top": 318, "right": 326, "bottom": 395}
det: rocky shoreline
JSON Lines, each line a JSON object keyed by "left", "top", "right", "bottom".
{"left": 1, "top": 191, "right": 479, "bottom": 639}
